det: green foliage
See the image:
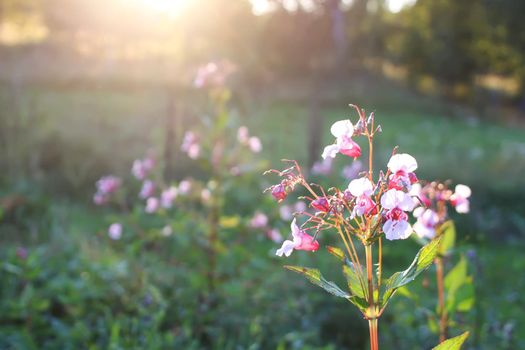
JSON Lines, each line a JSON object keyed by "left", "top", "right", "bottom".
{"left": 381, "top": 237, "right": 442, "bottom": 307}
{"left": 432, "top": 331, "right": 469, "bottom": 350}
{"left": 437, "top": 221, "right": 456, "bottom": 257}
{"left": 444, "top": 257, "right": 474, "bottom": 314}
{"left": 284, "top": 266, "right": 350, "bottom": 299}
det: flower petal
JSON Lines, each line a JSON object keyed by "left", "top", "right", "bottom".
{"left": 387, "top": 153, "right": 418, "bottom": 173}
{"left": 380, "top": 189, "right": 398, "bottom": 210}
{"left": 330, "top": 120, "right": 354, "bottom": 138}
{"left": 276, "top": 240, "right": 296, "bottom": 257}
{"left": 348, "top": 177, "right": 374, "bottom": 197}
{"left": 455, "top": 184, "right": 471, "bottom": 198}
{"left": 383, "top": 219, "right": 412, "bottom": 240}
{"left": 322, "top": 144, "right": 340, "bottom": 159}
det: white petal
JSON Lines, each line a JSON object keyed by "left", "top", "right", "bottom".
{"left": 322, "top": 144, "right": 340, "bottom": 159}
{"left": 330, "top": 120, "right": 354, "bottom": 138}
{"left": 290, "top": 218, "right": 301, "bottom": 239}
{"left": 276, "top": 240, "right": 296, "bottom": 257}
{"left": 387, "top": 153, "right": 418, "bottom": 173}
{"left": 380, "top": 189, "right": 398, "bottom": 210}
{"left": 398, "top": 191, "right": 416, "bottom": 212}
{"left": 348, "top": 177, "right": 374, "bottom": 197}
{"left": 384, "top": 220, "right": 412, "bottom": 240}
{"left": 413, "top": 206, "right": 425, "bottom": 218}
{"left": 414, "top": 221, "right": 435, "bottom": 239}
{"left": 455, "top": 184, "right": 471, "bottom": 198}
{"left": 455, "top": 201, "right": 470, "bottom": 213}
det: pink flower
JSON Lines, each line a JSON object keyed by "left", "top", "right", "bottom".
{"left": 409, "top": 183, "right": 431, "bottom": 207}
{"left": 311, "top": 157, "right": 333, "bottom": 176}
{"left": 450, "top": 184, "right": 471, "bottom": 213}
{"left": 276, "top": 218, "right": 320, "bottom": 257}
{"left": 322, "top": 120, "right": 361, "bottom": 159}
{"left": 139, "top": 180, "right": 155, "bottom": 199}
{"left": 279, "top": 205, "right": 293, "bottom": 221}
{"left": 237, "top": 126, "right": 249, "bottom": 144}
{"left": 271, "top": 184, "right": 287, "bottom": 202}
{"left": 266, "top": 228, "right": 283, "bottom": 243}
{"left": 348, "top": 177, "right": 377, "bottom": 216}
{"left": 311, "top": 197, "right": 330, "bottom": 213}
{"left": 387, "top": 153, "right": 418, "bottom": 190}
{"left": 193, "top": 61, "right": 235, "bottom": 88}
{"left": 341, "top": 160, "right": 363, "bottom": 180}
{"left": 381, "top": 189, "right": 416, "bottom": 240}
{"left": 248, "top": 136, "right": 262, "bottom": 153}
{"left": 250, "top": 211, "right": 269, "bottom": 228}
{"left": 132, "top": 156, "right": 155, "bottom": 180}
{"left": 96, "top": 176, "right": 121, "bottom": 194}
{"left": 181, "top": 131, "right": 200, "bottom": 159}
{"left": 161, "top": 186, "right": 178, "bottom": 209}
{"left": 413, "top": 207, "right": 440, "bottom": 239}
{"left": 108, "top": 223, "right": 122, "bottom": 240}
{"left": 145, "top": 197, "right": 159, "bottom": 213}
{"left": 93, "top": 192, "right": 107, "bottom": 205}
{"left": 178, "top": 180, "right": 191, "bottom": 195}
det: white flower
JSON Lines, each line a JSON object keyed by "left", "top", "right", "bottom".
{"left": 108, "top": 223, "right": 122, "bottom": 240}
{"left": 276, "top": 218, "right": 319, "bottom": 257}
{"left": 413, "top": 207, "right": 440, "bottom": 239}
{"left": 348, "top": 177, "right": 374, "bottom": 197}
{"left": 381, "top": 189, "right": 415, "bottom": 240}
{"left": 322, "top": 120, "right": 361, "bottom": 159}
{"left": 451, "top": 184, "right": 471, "bottom": 213}
{"left": 387, "top": 153, "right": 418, "bottom": 174}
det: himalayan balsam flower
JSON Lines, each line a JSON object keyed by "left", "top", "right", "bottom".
{"left": 250, "top": 211, "right": 269, "bottom": 228}
{"left": 271, "top": 184, "right": 287, "bottom": 202}
{"left": 181, "top": 131, "right": 200, "bottom": 159}
{"left": 413, "top": 207, "right": 440, "bottom": 239}
{"left": 249, "top": 136, "right": 262, "bottom": 153}
{"left": 108, "top": 223, "right": 122, "bottom": 240}
{"left": 322, "top": 120, "right": 361, "bottom": 159}
{"left": 279, "top": 201, "right": 306, "bottom": 221}
{"left": 132, "top": 156, "right": 155, "bottom": 180}
{"left": 450, "top": 184, "right": 471, "bottom": 213}
{"left": 161, "top": 186, "right": 178, "bottom": 209}
{"left": 139, "top": 180, "right": 155, "bottom": 199}
{"left": 145, "top": 197, "right": 159, "bottom": 213}
{"left": 348, "top": 177, "right": 377, "bottom": 217}
{"left": 311, "top": 197, "right": 330, "bottom": 213}
{"left": 237, "top": 126, "right": 249, "bottom": 144}
{"left": 381, "top": 189, "right": 416, "bottom": 240}
{"left": 409, "top": 183, "right": 431, "bottom": 207}
{"left": 96, "top": 176, "right": 121, "bottom": 194}
{"left": 387, "top": 153, "right": 418, "bottom": 190}
{"left": 276, "top": 218, "right": 320, "bottom": 257}
{"left": 341, "top": 160, "right": 363, "bottom": 180}
{"left": 311, "top": 157, "right": 333, "bottom": 176}
{"left": 178, "top": 180, "right": 191, "bottom": 195}
{"left": 266, "top": 228, "right": 283, "bottom": 243}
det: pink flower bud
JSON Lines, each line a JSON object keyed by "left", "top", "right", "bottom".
{"left": 311, "top": 197, "right": 330, "bottom": 212}
{"left": 271, "top": 184, "right": 287, "bottom": 202}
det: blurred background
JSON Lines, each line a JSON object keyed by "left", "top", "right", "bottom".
{"left": 0, "top": 0, "right": 524, "bottom": 349}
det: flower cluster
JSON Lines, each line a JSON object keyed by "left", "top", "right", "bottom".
{"left": 266, "top": 110, "right": 428, "bottom": 257}
{"left": 93, "top": 175, "right": 121, "bottom": 205}
{"left": 411, "top": 182, "right": 471, "bottom": 239}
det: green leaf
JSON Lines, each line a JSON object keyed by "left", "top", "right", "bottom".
{"left": 382, "top": 237, "right": 441, "bottom": 306}
{"left": 326, "top": 246, "right": 367, "bottom": 300}
{"left": 284, "top": 265, "right": 350, "bottom": 299}
{"left": 437, "top": 221, "right": 456, "bottom": 256}
{"left": 343, "top": 263, "right": 366, "bottom": 299}
{"left": 432, "top": 331, "right": 469, "bottom": 350}
{"left": 445, "top": 257, "right": 474, "bottom": 313}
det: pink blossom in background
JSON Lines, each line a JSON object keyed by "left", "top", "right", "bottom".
{"left": 108, "top": 223, "right": 122, "bottom": 240}
{"left": 193, "top": 61, "right": 236, "bottom": 88}
{"left": 139, "top": 180, "right": 155, "bottom": 199}
{"left": 132, "top": 156, "right": 155, "bottom": 180}
{"left": 145, "top": 197, "right": 159, "bottom": 213}
{"left": 161, "top": 186, "right": 178, "bottom": 209}
{"left": 381, "top": 189, "right": 416, "bottom": 240}
{"left": 237, "top": 126, "right": 250, "bottom": 144}
{"left": 201, "top": 189, "right": 211, "bottom": 203}
{"left": 250, "top": 211, "right": 269, "bottom": 228}
{"left": 248, "top": 137, "right": 262, "bottom": 153}
{"left": 311, "top": 157, "right": 333, "bottom": 176}
{"left": 178, "top": 180, "right": 191, "bottom": 195}
{"left": 181, "top": 131, "right": 200, "bottom": 159}
{"left": 341, "top": 160, "right": 363, "bottom": 180}
{"left": 279, "top": 205, "right": 293, "bottom": 221}
{"left": 322, "top": 120, "right": 361, "bottom": 159}
{"left": 266, "top": 228, "right": 283, "bottom": 243}
{"left": 450, "top": 184, "right": 471, "bottom": 213}
{"left": 387, "top": 153, "right": 418, "bottom": 190}
{"left": 413, "top": 207, "right": 440, "bottom": 239}
{"left": 276, "top": 218, "right": 319, "bottom": 257}
{"left": 93, "top": 192, "right": 107, "bottom": 205}
{"left": 96, "top": 176, "right": 121, "bottom": 195}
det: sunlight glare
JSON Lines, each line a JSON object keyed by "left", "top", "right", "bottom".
{"left": 134, "top": 0, "right": 188, "bottom": 18}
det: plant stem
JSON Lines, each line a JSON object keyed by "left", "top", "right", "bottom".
{"left": 368, "top": 318, "right": 379, "bottom": 350}
{"left": 365, "top": 244, "right": 374, "bottom": 305}
{"left": 435, "top": 256, "right": 448, "bottom": 343}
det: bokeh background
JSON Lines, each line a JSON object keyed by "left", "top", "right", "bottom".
{"left": 1, "top": 0, "right": 524, "bottom": 349}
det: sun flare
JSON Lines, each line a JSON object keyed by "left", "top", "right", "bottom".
{"left": 134, "top": 0, "right": 188, "bottom": 18}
